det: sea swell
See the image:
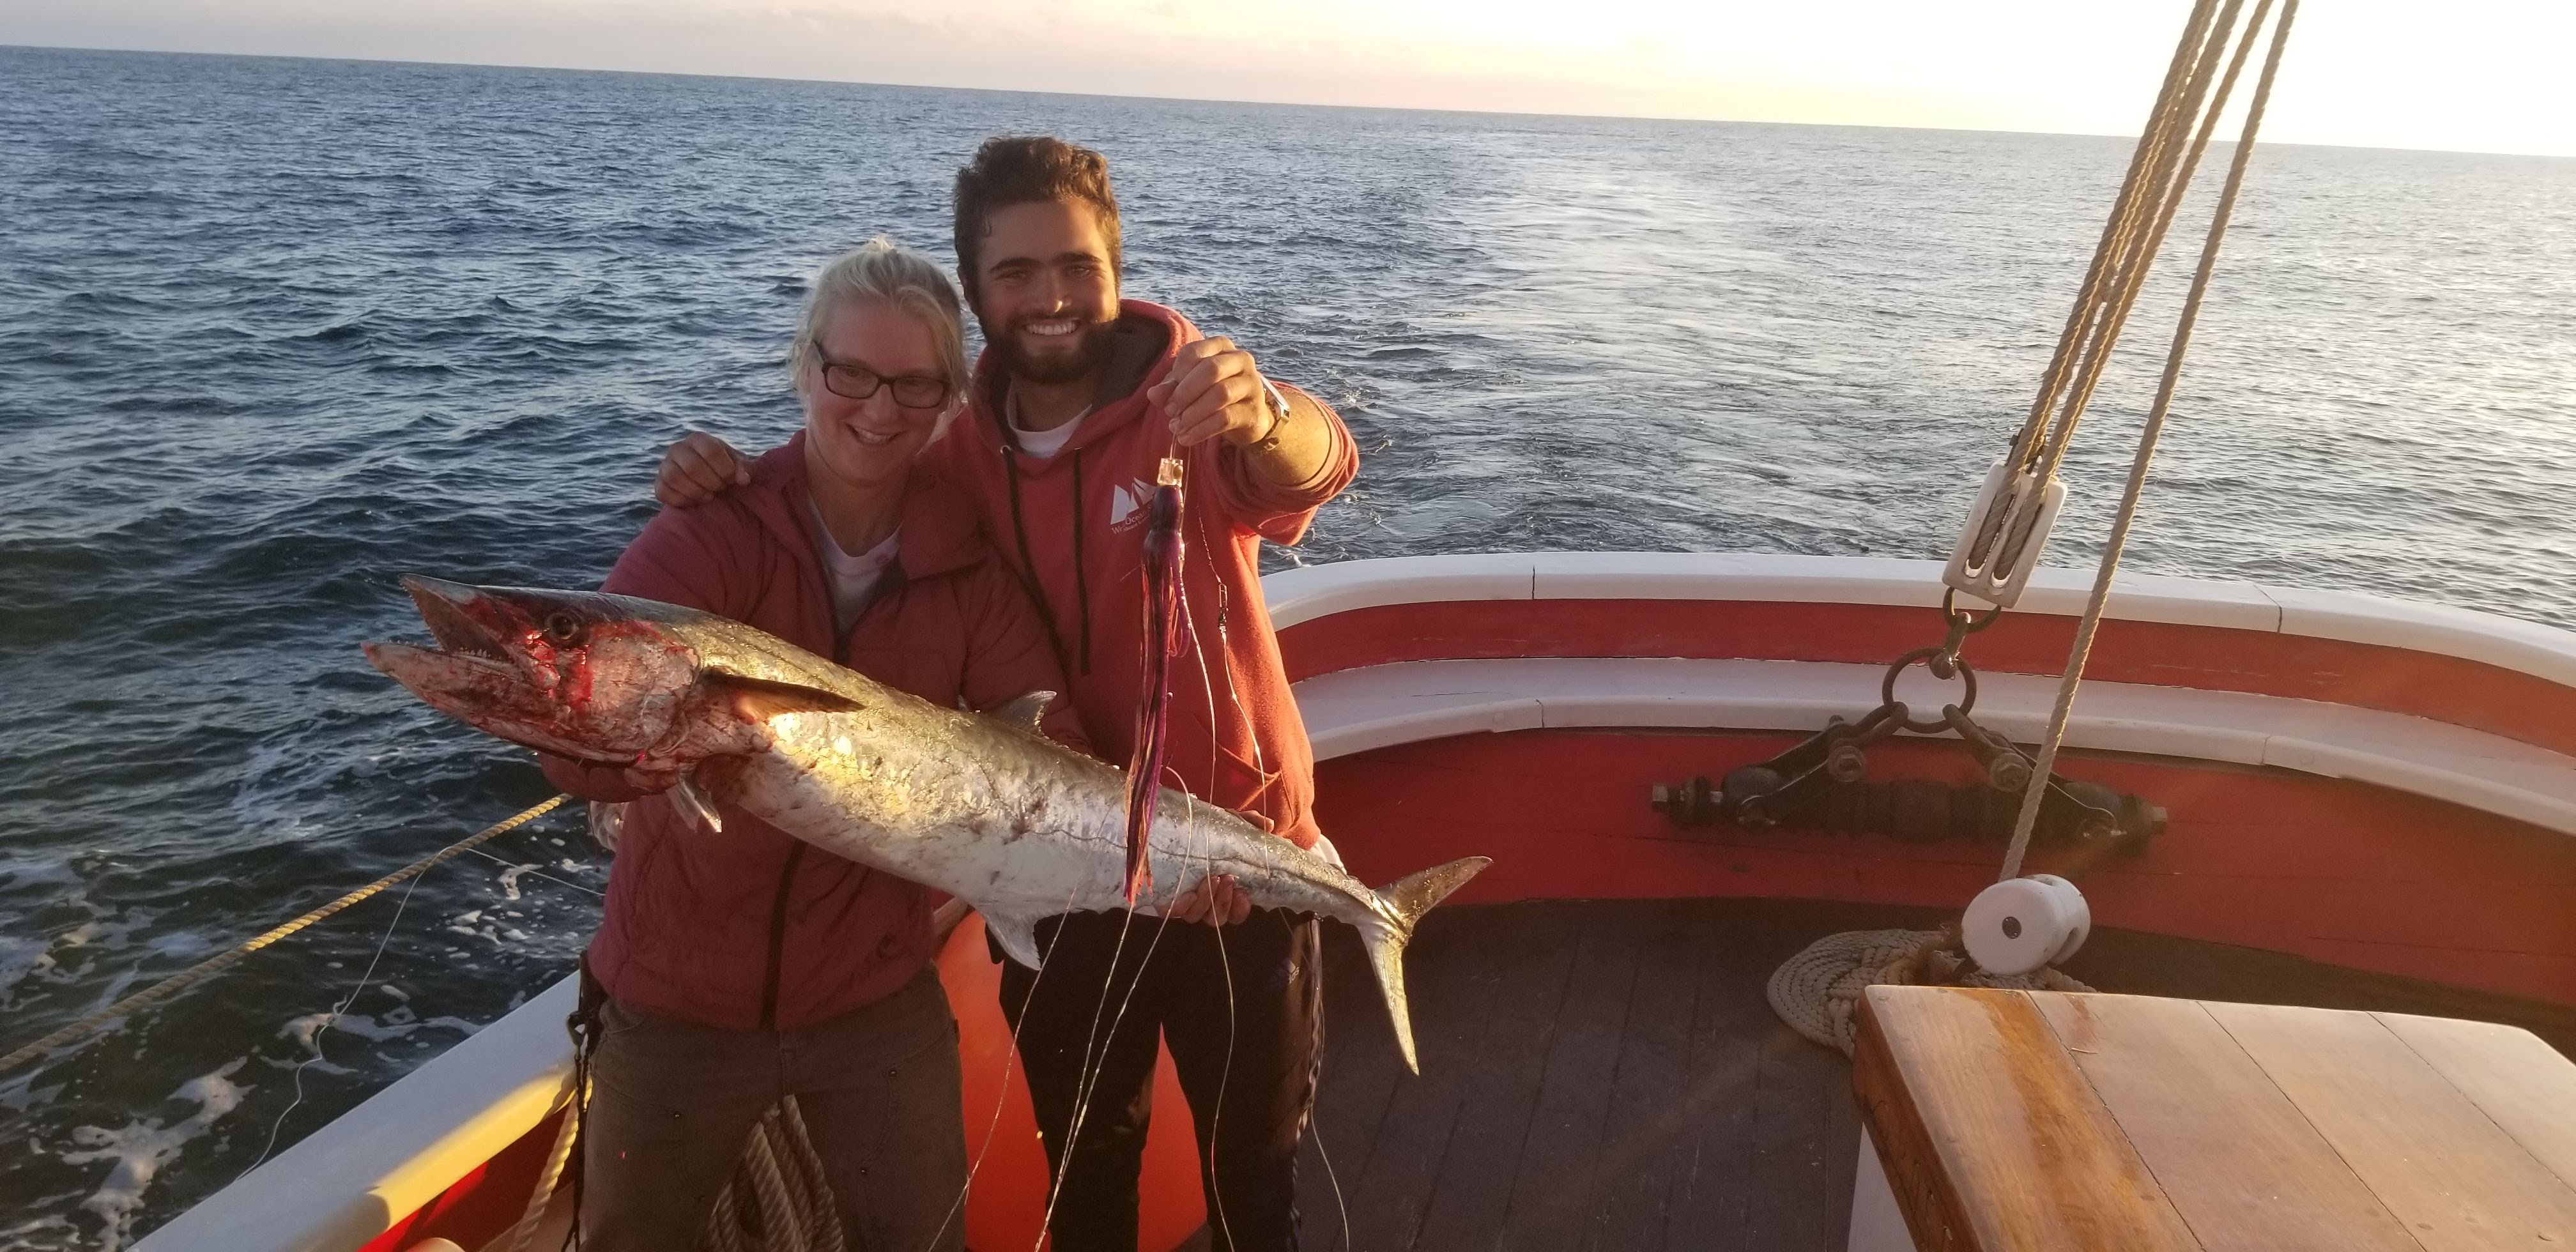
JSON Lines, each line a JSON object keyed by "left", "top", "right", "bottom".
{"left": 2, "top": 43, "right": 2573, "bottom": 1246}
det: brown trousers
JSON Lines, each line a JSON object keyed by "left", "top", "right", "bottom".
{"left": 578, "top": 966, "right": 969, "bottom": 1252}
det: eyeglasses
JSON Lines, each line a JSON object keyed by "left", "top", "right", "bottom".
{"left": 811, "top": 342, "right": 952, "bottom": 409}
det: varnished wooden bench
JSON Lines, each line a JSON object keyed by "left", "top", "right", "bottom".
{"left": 1850, "top": 986, "right": 2576, "bottom": 1250}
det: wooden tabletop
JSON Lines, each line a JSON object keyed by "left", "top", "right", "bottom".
{"left": 1852, "top": 986, "right": 2576, "bottom": 1251}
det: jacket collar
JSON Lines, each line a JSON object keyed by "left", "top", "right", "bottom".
{"left": 956, "top": 299, "right": 1195, "bottom": 464}
{"left": 746, "top": 431, "right": 986, "bottom": 583}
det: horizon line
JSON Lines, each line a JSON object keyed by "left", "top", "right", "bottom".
{"left": 11, "top": 40, "right": 2575, "bottom": 164}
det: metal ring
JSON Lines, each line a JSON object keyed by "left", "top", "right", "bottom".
{"left": 1940, "top": 588, "right": 2007, "bottom": 635}
{"left": 1882, "top": 647, "right": 1978, "bottom": 732}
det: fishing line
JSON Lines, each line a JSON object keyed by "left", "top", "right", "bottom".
{"left": 461, "top": 846, "right": 605, "bottom": 898}
{"left": 923, "top": 873, "right": 1088, "bottom": 1252}
{"left": 234, "top": 858, "right": 433, "bottom": 1181}
{"left": 1174, "top": 565, "right": 1245, "bottom": 1252}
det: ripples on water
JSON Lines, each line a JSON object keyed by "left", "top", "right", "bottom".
{"left": 2, "top": 43, "right": 2572, "bottom": 1245}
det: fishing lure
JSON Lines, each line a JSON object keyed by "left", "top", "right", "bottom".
{"left": 1123, "top": 455, "right": 1187, "bottom": 903}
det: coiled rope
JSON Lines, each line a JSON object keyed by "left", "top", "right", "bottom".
{"left": 0, "top": 793, "right": 570, "bottom": 1078}
{"left": 1766, "top": 929, "right": 2092, "bottom": 1056}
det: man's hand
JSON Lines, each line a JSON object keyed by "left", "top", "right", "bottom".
{"left": 1161, "top": 873, "right": 1254, "bottom": 928}
{"left": 655, "top": 431, "right": 751, "bottom": 507}
{"left": 1147, "top": 337, "right": 1276, "bottom": 448}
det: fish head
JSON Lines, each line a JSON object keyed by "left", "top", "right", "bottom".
{"left": 363, "top": 576, "right": 772, "bottom": 767}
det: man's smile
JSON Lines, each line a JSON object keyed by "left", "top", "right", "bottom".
{"left": 1021, "top": 317, "right": 1081, "bottom": 339}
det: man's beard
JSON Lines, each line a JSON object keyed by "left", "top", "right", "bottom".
{"left": 985, "top": 312, "right": 1115, "bottom": 386}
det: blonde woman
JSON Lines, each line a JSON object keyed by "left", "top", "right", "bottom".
{"left": 541, "top": 239, "right": 1085, "bottom": 1249}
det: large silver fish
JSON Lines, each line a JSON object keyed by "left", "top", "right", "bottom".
{"left": 364, "top": 576, "right": 1487, "bottom": 1071}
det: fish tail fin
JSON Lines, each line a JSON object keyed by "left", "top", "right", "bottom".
{"left": 1360, "top": 855, "right": 1492, "bottom": 1073}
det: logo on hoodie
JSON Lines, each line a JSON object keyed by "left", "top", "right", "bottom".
{"left": 1108, "top": 478, "right": 1157, "bottom": 534}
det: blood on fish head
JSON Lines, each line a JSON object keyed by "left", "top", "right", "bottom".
{"left": 364, "top": 576, "right": 729, "bottom": 765}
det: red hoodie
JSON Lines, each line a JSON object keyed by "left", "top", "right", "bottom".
{"left": 921, "top": 300, "right": 1357, "bottom": 850}
{"left": 544, "top": 434, "right": 1085, "bottom": 1031}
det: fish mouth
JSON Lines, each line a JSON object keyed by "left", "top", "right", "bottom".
{"left": 362, "top": 576, "right": 625, "bottom": 763}
{"left": 401, "top": 576, "right": 518, "bottom": 662}
{"left": 363, "top": 576, "right": 528, "bottom": 685}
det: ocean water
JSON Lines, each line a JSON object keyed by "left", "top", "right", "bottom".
{"left": 3, "top": 43, "right": 2574, "bottom": 1246}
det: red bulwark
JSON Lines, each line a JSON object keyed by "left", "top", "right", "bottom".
{"left": 1313, "top": 729, "right": 2576, "bottom": 1010}
{"left": 1278, "top": 599, "right": 2576, "bottom": 756}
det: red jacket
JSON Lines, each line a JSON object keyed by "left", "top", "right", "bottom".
{"left": 921, "top": 301, "right": 1357, "bottom": 850}
{"left": 545, "top": 434, "right": 1085, "bottom": 1031}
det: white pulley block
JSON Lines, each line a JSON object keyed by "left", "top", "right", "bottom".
{"left": 1961, "top": 874, "right": 2090, "bottom": 975}
{"left": 1943, "top": 457, "right": 2067, "bottom": 610}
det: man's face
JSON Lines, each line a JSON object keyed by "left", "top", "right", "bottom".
{"left": 969, "top": 199, "right": 1121, "bottom": 386}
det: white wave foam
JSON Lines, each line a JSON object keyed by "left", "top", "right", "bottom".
{"left": 61, "top": 1060, "right": 250, "bottom": 1251}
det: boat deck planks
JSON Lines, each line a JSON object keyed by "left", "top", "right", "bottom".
{"left": 1296, "top": 899, "right": 2576, "bottom": 1252}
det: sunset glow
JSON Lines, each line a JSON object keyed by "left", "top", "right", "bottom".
{"left": 7, "top": 0, "right": 2571, "bottom": 157}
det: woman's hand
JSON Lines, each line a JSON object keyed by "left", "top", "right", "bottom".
{"left": 655, "top": 431, "right": 751, "bottom": 507}
{"left": 1161, "top": 874, "right": 1254, "bottom": 927}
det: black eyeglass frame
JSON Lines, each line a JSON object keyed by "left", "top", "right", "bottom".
{"left": 809, "top": 340, "right": 953, "bottom": 409}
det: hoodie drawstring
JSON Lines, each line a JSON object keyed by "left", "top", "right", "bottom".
{"left": 1070, "top": 448, "right": 1092, "bottom": 675}
{"left": 1001, "top": 447, "right": 1075, "bottom": 674}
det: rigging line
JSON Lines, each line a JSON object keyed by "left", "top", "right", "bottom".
{"left": 0, "top": 793, "right": 568, "bottom": 1078}
{"left": 2002, "top": 0, "right": 2296, "bottom": 883}
{"left": 2007, "top": 0, "right": 2222, "bottom": 471}
{"left": 236, "top": 855, "right": 434, "bottom": 1180}
{"left": 2035, "top": 0, "right": 2256, "bottom": 480}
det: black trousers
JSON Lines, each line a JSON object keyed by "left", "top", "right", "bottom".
{"left": 996, "top": 908, "right": 1323, "bottom": 1252}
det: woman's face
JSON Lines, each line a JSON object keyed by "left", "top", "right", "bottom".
{"left": 802, "top": 298, "right": 953, "bottom": 492}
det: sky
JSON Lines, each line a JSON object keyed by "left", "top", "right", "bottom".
{"left": 5, "top": 0, "right": 2572, "bottom": 158}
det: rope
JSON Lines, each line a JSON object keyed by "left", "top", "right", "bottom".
{"left": 702, "top": 1097, "right": 847, "bottom": 1252}
{"left": 1765, "top": 929, "right": 2092, "bottom": 1056}
{"left": 0, "top": 793, "right": 570, "bottom": 1078}
{"left": 2001, "top": 0, "right": 2298, "bottom": 881}
{"left": 502, "top": 1069, "right": 586, "bottom": 1252}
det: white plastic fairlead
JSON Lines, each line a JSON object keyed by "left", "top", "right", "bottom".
{"left": 1961, "top": 874, "right": 2090, "bottom": 976}
{"left": 1943, "top": 457, "right": 2067, "bottom": 611}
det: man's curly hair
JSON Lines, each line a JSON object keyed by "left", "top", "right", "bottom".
{"left": 953, "top": 135, "right": 1123, "bottom": 293}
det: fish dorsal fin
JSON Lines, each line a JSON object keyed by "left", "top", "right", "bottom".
{"left": 989, "top": 691, "right": 1057, "bottom": 737}
{"left": 708, "top": 673, "right": 865, "bottom": 721}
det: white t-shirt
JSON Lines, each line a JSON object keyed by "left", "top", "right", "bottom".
{"left": 813, "top": 515, "right": 901, "bottom": 633}
{"left": 1008, "top": 393, "right": 1090, "bottom": 460}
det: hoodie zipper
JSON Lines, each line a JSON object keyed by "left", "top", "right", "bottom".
{"left": 756, "top": 514, "right": 851, "bottom": 1034}
{"left": 757, "top": 843, "right": 806, "bottom": 1031}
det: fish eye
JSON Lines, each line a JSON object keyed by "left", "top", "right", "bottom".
{"left": 541, "top": 612, "right": 585, "bottom": 645}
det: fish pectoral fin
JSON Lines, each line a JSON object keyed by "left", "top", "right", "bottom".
{"left": 987, "top": 691, "right": 1058, "bottom": 737}
{"left": 668, "top": 773, "right": 724, "bottom": 834}
{"left": 982, "top": 912, "right": 1044, "bottom": 971}
{"left": 705, "top": 672, "right": 866, "bottom": 721}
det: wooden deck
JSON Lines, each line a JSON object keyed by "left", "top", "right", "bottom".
{"left": 1291, "top": 899, "right": 2576, "bottom": 1252}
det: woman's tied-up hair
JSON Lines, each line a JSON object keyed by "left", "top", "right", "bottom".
{"left": 792, "top": 237, "right": 971, "bottom": 438}
{"left": 952, "top": 135, "right": 1122, "bottom": 292}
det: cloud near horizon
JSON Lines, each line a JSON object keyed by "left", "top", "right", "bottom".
{"left": 8, "top": 0, "right": 2572, "bottom": 158}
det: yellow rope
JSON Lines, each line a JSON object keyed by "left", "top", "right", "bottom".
{"left": 0, "top": 793, "right": 570, "bottom": 1078}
